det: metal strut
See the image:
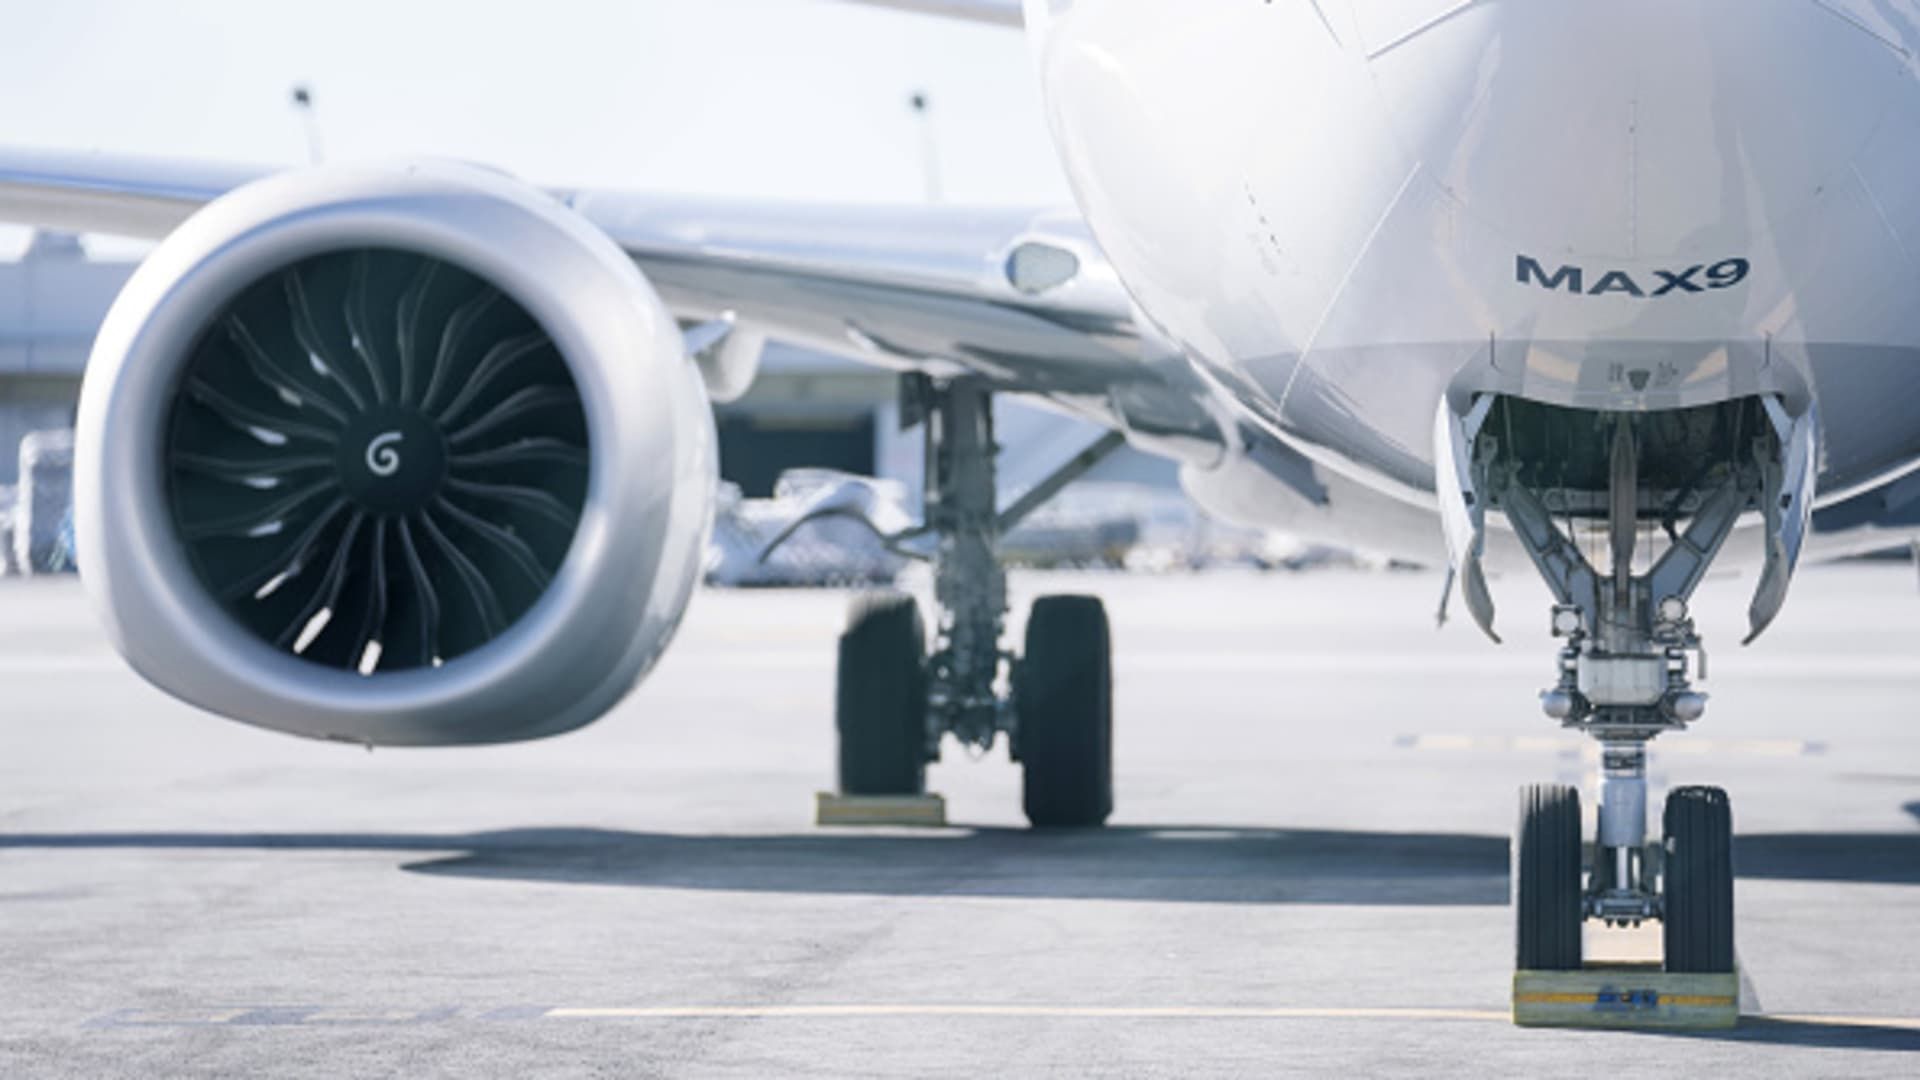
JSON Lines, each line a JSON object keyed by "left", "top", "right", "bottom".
{"left": 1479, "top": 408, "right": 1762, "bottom": 924}
{"left": 1436, "top": 389, "right": 1820, "bottom": 941}
{"left": 911, "top": 375, "right": 1125, "bottom": 755}
{"left": 921, "top": 376, "right": 1008, "bottom": 752}
{"left": 759, "top": 373, "right": 1125, "bottom": 758}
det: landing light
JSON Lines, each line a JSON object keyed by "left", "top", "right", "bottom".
{"left": 1668, "top": 691, "right": 1709, "bottom": 723}
{"left": 1004, "top": 241, "right": 1080, "bottom": 295}
{"left": 1540, "top": 689, "right": 1576, "bottom": 720}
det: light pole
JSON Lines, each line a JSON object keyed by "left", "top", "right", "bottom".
{"left": 291, "top": 84, "right": 325, "bottom": 165}
{"left": 910, "top": 91, "right": 942, "bottom": 204}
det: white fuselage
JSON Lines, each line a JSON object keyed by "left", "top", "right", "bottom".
{"left": 1026, "top": 0, "right": 1920, "bottom": 517}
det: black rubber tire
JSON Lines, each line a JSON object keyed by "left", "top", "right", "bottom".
{"left": 1663, "top": 785, "right": 1735, "bottom": 974}
{"left": 835, "top": 592, "right": 928, "bottom": 796}
{"left": 1515, "top": 783, "right": 1583, "bottom": 971}
{"left": 1015, "top": 595, "right": 1113, "bottom": 828}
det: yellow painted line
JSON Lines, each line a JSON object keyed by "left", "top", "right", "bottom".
{"left": 1647, "top": 995, "right": 1735, "bottom": 1008}
{"left": 546, "top": 1005, "right": 1510, "bottom": 1022}
{"left": 292, "top": 1008, "right": 453, "bottom": 1024}
{"left": 547, "top": 1004, "right": 1920, "bottom": 1030}
{"left": 88, "top": 1004, "right": 1920, "bottom": 1032}
{"left": 111, "top": 1008, "right": 259, "bottom": 1024}
{"left": 1513, "top": 736, "right": 1573, "bottom": 752}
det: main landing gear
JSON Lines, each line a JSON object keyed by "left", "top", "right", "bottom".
{"left": 1439, "top": 392, "right": 1817, "bottom": 976}
{"left": 791, "top": 376, "right": 1124, "bottom": 827}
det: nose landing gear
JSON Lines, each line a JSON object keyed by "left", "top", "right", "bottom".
{"left": 1440, "top": 393, "right": 1816, "bottom": 988}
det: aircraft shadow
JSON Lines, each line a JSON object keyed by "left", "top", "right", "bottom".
{"left": 1734, "top": 832, "right": 1920, "bottom": 884}
{"left": 1649, "top": 1017, "right": 1920, "bottom": 1053}
{"left": 403, "top": 826, "right": 1512, "bottom": 905}
{"left": 0, "top": 826, "right": 1508, "bottom": 906}
{"left": 2, "top": 827, "right": 1916, "bottom": 903}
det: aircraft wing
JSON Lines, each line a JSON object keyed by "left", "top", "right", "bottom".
{"left": 0, "top": 149, "right": 259, "bottom": 238}
{"left": 0, "top": 147, "right": 1224, "bottom": 453}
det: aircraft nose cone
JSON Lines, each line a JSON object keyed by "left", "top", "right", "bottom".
{"left": 1356, "top": 0, "right": 1919, "bottom": 261}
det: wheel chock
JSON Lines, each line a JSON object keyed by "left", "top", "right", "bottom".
{"left": 1513, "top": 967, "right": 1739, "bottom": 1030}
{"left": 815, "top": 792, "right": 948, "bottom": 827}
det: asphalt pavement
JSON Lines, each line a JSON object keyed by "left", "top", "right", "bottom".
{"left": 1, "top": 565, "right": 1917, "bottom": 1076}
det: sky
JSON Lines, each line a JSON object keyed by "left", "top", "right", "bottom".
{"left": 0, "top": 0, "right": 1072, "bottom": 254}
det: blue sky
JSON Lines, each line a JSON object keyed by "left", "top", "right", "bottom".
{"left": 0, "top": 0, "right": 1071, "bottom": 252}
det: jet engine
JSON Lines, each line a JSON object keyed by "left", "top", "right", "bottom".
{"left": 75, "top": 163, "right": 715, "bottom": 745}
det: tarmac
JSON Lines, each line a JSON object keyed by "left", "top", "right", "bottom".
{"left": 1, "top": 564, "right": 1917, "bottom": 1076}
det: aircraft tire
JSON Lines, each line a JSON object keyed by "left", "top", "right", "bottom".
{"left": 1515, "top": 782, "right": 1583, "bottom": 971}
{"left": 836, "top": 591, "right": 929, "bottom": 795}
{"left": 1016, "top": 594, "right": 1113, "bottom": 828}
{"left": 1662, "top": 785, "right": 1735, "bottom": 973}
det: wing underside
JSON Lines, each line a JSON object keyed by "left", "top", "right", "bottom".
{"left": 0, "top": 148, "right": 1225, "bottom": 455}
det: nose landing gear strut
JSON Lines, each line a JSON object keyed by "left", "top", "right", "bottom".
{"left": 1439, "top": 392, "right": 1816, "bottom": 985}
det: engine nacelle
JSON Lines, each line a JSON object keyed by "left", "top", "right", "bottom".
{"left": 77, "top": 162, "right": 715, "bottom": 745}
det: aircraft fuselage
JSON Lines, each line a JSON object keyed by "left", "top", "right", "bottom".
{"left": 1028, "top": 0, "right": 1920, "bottom": 518}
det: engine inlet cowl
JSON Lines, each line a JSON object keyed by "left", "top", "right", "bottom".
{"left": 78, "top": 162, "right": 715, "bottom": 746}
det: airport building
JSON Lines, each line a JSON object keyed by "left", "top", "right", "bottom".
{"left": 0, "top": 232, "right": 102, "bottom": 479}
